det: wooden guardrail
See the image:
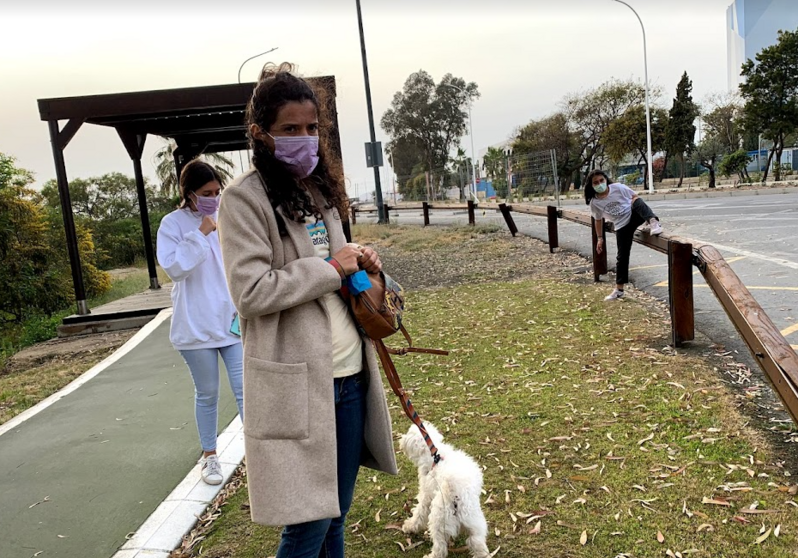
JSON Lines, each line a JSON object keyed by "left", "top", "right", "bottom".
{"left": 498, "top": 203, "right": 798, "bottom": 425}
{"left": 352, "top": 201, "right": 477, "bottom": 226}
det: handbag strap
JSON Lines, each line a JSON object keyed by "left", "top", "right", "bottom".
{"left": 374, "top": 339, "right": 443, "bottom": 465}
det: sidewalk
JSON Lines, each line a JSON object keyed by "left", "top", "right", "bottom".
{"left": 0, "top": 312, "right": 240, "bottom": 558}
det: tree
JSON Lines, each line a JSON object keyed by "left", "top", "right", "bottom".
{"left": 664, "top": 72, "right": 700, "bottom": 187}
{"left": 693, "top": 136, "right": 725, "bottom": 189}
{"left": 603, "top": 105, "right": 668, "bottom": 180}
{"left": 739, "top": 28, "right": 798, "bottom": 183}
{"left": 482, "top": 147, "right": 507, "bottom": 197}
{"left": 0, "top": 153, "right": 109, "bottom": 321}
{"left": 381, "top": 70, "right": 479, "bottom": 197}
{"left": 513, "top": 112, "right": 580, "bottom": 193}
{"left": 153, "top": 141, "right": 235, "bottom": 196}
{"left": 701, "top": 93, "right": 743, "bottom": 154}
{"left": 562, "top": 78, "right": 654, "bottom": 173}
{"left": 718, "top": 149, "right": 752, "bottom": 183}
{"left": 41, "top": 173, "right": 174, "bottom": 269}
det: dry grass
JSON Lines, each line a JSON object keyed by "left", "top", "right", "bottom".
{"left": 172, "top": 227, "right": 798, "bottom": 558}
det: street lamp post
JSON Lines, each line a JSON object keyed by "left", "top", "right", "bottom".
{"left": 237, "top": 47, "right": 279, "bottom": 172}
{"left": 442, "top": 83, "right": 478, "bottom": 202}
{"left": 613, "top": 0, "right": 654, "bottom": 194}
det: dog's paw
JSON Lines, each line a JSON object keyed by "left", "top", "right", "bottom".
{"left": 402, "top": 519, "right": 421, "bottom": 534}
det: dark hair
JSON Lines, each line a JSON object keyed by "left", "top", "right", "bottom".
{"left": 179, "top": 159, "right": 225, "bottom": 208}
{"left": 583, "top": 169, "right": 611, "bottom": 205}
{"left": 246, "top": 62, "right": 346, "bottom": 235}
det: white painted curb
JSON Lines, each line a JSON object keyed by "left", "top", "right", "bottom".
{"left": 114, "top": 417, "right": 245, "bottom": 558}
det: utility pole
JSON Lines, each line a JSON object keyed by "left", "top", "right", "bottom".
{"left": 355, "top": 0, "right": 386, "bottom": 223}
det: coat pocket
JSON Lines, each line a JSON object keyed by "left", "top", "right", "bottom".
{"left": 244, "top": 357, "right": 309, "bottom": 440}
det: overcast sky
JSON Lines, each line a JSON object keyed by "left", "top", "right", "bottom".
{"left": 1, "top": 0, "right": 733, "bottom": 199}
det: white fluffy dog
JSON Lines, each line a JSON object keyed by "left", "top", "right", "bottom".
{"left": 399, "top": 422, "right": 490, "bottom": 558}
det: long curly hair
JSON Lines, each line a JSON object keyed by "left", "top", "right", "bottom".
{"left": 246, "top": 62, "right": 347, "bottom": 235}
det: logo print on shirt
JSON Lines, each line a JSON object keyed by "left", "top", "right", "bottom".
{"left": 604, "top": 201, "right": 625, "bottom": 217}
{"left": 306, "top": 221, "right": 329, "bottom": 247}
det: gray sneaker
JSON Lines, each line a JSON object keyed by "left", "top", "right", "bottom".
{"left": 200, "top": 454, "right": 223, "bottom": 485}
{"left": 604, "top": 289, "right": 625, "bottom": 301}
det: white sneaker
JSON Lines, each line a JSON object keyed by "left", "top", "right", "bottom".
{"left": 604, "top": 289, "right": 625, "bottom": 301}
{"left": 649, "top": 219, "right": 662, "bottom": 235}
{"left": 200, "top": 454, "right": 223, "bottom": 485}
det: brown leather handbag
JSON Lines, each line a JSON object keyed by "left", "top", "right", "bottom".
{"left": 343, "top": 271, "right": 448, "bottom": 464}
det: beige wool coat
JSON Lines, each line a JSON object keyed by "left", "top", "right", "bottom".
{"left": 217, "top": 170, "right": 397, "bottom": 526}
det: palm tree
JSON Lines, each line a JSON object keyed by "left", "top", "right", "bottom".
{"left": 153, "top": 140, "right": 236, "bottom": 197}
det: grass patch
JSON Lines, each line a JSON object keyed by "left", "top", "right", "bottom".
{"left": 0, "top": 266, "right": 169, "bottom": 423}
{"left": 179, "top": 227, "right": 798, "bottom": 558}
{"left": 0, "top": 266, "right": 169, "bottom": 366}
{"left": 353, "top": 223, "right": 501, "bottom": 252}
{"left": 0, "top": 348, "right": 119, "bottom": 425}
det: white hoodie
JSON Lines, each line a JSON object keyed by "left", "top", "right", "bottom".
{"left": 156, "top": 208, "right": 241, "bottom": 351}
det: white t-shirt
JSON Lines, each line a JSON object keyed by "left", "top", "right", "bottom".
{"left": 590, "top": 183, "right": 636, "bottom": 230}
{"left": 306, "top": 219, "right": 363, "bottom": 378}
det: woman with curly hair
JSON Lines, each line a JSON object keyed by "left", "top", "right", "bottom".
{"left": 217, "top": 63, "right": 397, "bottom": 557}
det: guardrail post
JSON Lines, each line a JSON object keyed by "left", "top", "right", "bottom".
{"left": 422, "top": 202, "right": 430, "bottom": 226}
{"left": 668, "top": 240, "right": 695, "bottom": 346}
{"left": 467, "top": 200, "right": 475, "bottom": 226}
{"left": 383, "top": 204, "right": 390, "bottom": 225}
{"left": 350, "top": 205, "right": 357, "bottom": 225}
{"left": 547, "top": 205, "right": 559, "bottom": 253}
{"left": 591, "top": 217, "right": 608, "bottom": 282}
{"left": 498, "top": 203, "right": 518, "bottom": 237}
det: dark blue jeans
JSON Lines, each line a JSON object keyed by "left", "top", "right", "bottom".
{"left": 276, "top": 372, "right": 367, "bottom": 558}
{"left": 615, "top": 198, "right": 658, "bottom": 285}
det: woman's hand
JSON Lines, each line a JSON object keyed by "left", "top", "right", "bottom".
{"left": 358, "top": 246, "right": 382, "bottom": 274}
{"left": 199, "top": 216, "right": 217, "bottom": 236}
{"left": 331, "top": 244, "right": 364, "bottom": 275}
{"left": 596, "top": 238, "right": 604, "bottom": 254}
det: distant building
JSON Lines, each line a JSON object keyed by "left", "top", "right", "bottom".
{"left": 727, "top": 0, "right": 798, "bottom": 91}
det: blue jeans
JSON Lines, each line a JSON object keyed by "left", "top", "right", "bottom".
{"left": 179, "top": 343, "right": 244, "bottom": 452}
{"left": 276, "top": 372, "right": 367, "bottom": 558}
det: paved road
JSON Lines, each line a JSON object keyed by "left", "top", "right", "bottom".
{"left": 360, "top": 190, "right": 798, "bottom": 373}
{"left": 0, "top": 318, "right": 239, "bottom": 558}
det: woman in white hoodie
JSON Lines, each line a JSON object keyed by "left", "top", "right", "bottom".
{"left": 156, "top": 159, "right": 244, "bottom": 485}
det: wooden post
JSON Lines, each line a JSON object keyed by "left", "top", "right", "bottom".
{"left": 546, "top": 205, "right": 559, "bottom": 253}
{"left": 422, "top": 202, "right": 430, "bottom": 226}
{"left": 498, "top": 203, "right": 518, "bottom": 237}
{"left": 467, "top": 200, "right": 475, "bottom": 226}
{"left": 668, "top": 240, "right": 695, "bottom": 346}
{"left": 350, "top": 205, "right": 357, "bottom": 225}
{"left": 383, "top": 203, "right": 390, "bottom": 225}
{"left": 591, "top": 217, "right": 608, "bottom": 282}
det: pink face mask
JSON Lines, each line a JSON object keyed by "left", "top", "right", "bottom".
{"left": 269, "top": 134, "right": 320, "bottom": 178}
{"left": 192, "top": 194, "right": 220, "bottom": 216}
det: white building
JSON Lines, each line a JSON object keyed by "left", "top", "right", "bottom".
{"left": 727, "top": 0, "right": 798, "bottom": 91}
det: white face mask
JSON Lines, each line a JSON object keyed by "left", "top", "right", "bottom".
{"left": 594, "top": 181, "right": 608, "bottom": 194}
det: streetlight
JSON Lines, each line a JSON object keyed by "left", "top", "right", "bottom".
{"left": 236, "top": 47, "right": 279, "bottom": 172}
{"left": 613, "top": 0, "right": 654, "bottom": 194}
{"left": 238, "top": 47, "right": 279, "bottom": 84}
{"left": 442, "top": 83, "right": 478, "bottom": 202}
{"left": 355, "top": 0, "right": 386, "bottom": 223}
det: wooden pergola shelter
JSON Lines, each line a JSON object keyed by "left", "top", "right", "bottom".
{"left": 38, "top": 77, "right": 341, "bottom": 319}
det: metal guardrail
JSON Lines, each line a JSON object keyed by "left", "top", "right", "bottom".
{"left": 498, "top": 203, "right": 798, "bottom": 424}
